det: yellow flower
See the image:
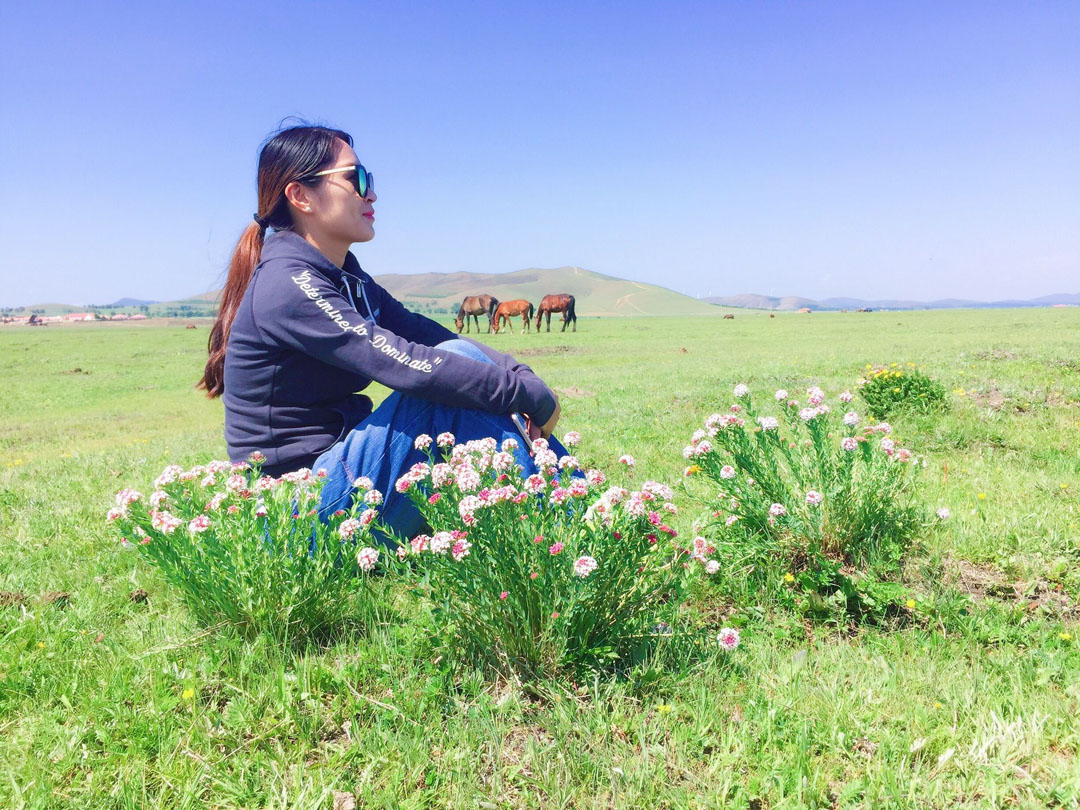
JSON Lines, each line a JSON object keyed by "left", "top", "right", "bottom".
{"left": 1060, "top": 632, "right": 1073, "bottom": 641}
{"left": 686, "top": 464, "right": 701, "bottom": 475}
{"left": 1060, "top": 483, "right": 1068, "bottom": 490}
{"left": 37, "top": 642, "right": 45, "bottom": 649}
{"left": 890, "top": 362, "right": 898, "bottom": 368}
{"left": 953, "top": 388, "right": 965, "bottom": 395}
{"left": 784, "top": 572, "right": 795, "bottom": 583}
{"left": 892, "top": 387, "right": 901, "bottom": 393}
{"left": 934, "top": 701, "right": 943, "bottom": 710}
{"left": 977, "top": 493, "right": 986, "bottom": 501}
{"left": 905, "top": 599, "right": 916, "bottom": 609}
{"left": 907, "top": 362, "right": 916, "bottom": 367}
{"left": 182, "top": 688, "right": 195, "bottom": 700}
{"left": 656, "top": 704, "right": 672, "bottom": 714}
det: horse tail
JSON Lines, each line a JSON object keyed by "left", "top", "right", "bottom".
{"left": 528, "top": 302, "right": 535, "bottom": 320}
{"left": 488, "top": 297, "right": 499, "bottom": 320}
{"left": 567, "top": 295, "right": 576, "bottom": 321}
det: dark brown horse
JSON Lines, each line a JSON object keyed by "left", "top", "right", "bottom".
{"left": 455, "top": 294, "right": 499, "bottom": 333}
{"left": 492, "top": 299, "right": 534, "bottom": 334}
{"left": 535, "top": 293, "right": 577, "bottom": 332}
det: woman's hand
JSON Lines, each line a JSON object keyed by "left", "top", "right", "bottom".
{"left": 537, "top": 396, "right": 561, "bottom": 439}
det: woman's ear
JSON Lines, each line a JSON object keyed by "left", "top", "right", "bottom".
{"left": 284, "top": 180, "right": 315, "bottom": 214}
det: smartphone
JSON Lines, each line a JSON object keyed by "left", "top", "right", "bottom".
{"left": 510, "top": 412, "right": 533, "bottom": 451}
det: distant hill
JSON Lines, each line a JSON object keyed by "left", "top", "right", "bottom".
{"left": 107, "top": 297, "right": 157, "bottom": 307}
{"left": 705, "top": 293, "right": 1080, "bottom": 311}
{"left": 374, "top": 266, "right": 720, "bottom": 317}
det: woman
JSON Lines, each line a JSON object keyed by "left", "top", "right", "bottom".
{"left": 199, "top": 124, "right": 562, "bottom": 539}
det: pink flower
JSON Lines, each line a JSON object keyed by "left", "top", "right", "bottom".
{"left": 807, "top": 386, "right": 825, "bottom": 406}
{"left": 769, "top": 503, "right": 786, "bottom": 517}
{"left": 720, "top": 465, "right": 736, "bottom": 479}
{"left": 843, "top": 411, "right": 859, "bottom": 426}
{"left": 150, "top": 510, "right": 182, "bottom": 534}
{"left": 106, "top": 507, "right": 124, "bottom": 522}
{"left": 451, "top": 539, "right": 472, "bottom": 561}
{"left": 428, "top": 492, "right": 442, "bottom": 504}
{"left": 733, "top": 383, "right": 749, "bottom": 398}
{"left": 705, "top": 560, "right": 720, "bottom": 575}
{"left": 775, "top": 389, "right": 789, "bottom": 401}
{"left": 356, "top": 546, "right": 379, "bottom": 571}
{"left": 717, "top": 627, "right": 740, "bottom": 651}
{"left": 255, "top": 503, "right": 268, "bottom": 518}
{"left": 501, "top": 437, "right": 520, "bottom": 453}
{"left": 618, "top": 454, "right": 636, "bottom": 469}
{"left": 115, "top": 489, "right": 142, "bottom": 507}
{"left": 805, "top": 490, "right": 823, "bottom": 506}
{"left": 359, "top": 508, "right": 378, "bottom": 527}
{"left": 364, "top": 489, "right": 384, "bottom": 506}
{"left": 549, "top": 542, "right": 565, "bottom": 555}
{"left": 353, "top": 476, "right": 374, "bottom": 491}
{"left": 558, "top": 455, "right": 579, "bottom": 470}
{"left": 436, "top": 432, "right": 455, "bottom": 448}
{"left": 839, "top": 390, "right": 854, "bottom": 403}
{"left": 249, "top": 451, "right": 266, "bottom": 463}
{"left": 454, "top": 464, "right": 481, "bottom": 491}
{"left": 573, "top": 556, "right": 598, "bottom": 577}
{"left": 149, "top": 490, "right": 169, "bottom": 509}
{"left": 530, "top": 571, "right": 539, "bottom": 580}
{"left": 339, "top": 518, "right": 362, "bottom": 539}
{"left": 841, "top": 437, "right": 858, "bottom": 452}
{"left": 524, "top": 474, "right": 546, "bottom": 493}
{"left": 499, "top": 591, "right": 509, "bottom": 600}
{"left": 394, "top": 476, "right": 413, "bottom": 493}
{"left": 881, "top": 437, "right": 896, "bottom": 453}
{"left": 413, "top": 434, "right": 433, "bottom": 451}
{"left": 563, "top": 430, "right": 581, "bottom": 447}
{"left": 936, "top": 507, "right": 951, "bottom": 520}
{"left": 757, "top": 416, "right": 779, "bottom": 431}
{"left": 227, "top": 504, "right": 240, "bottom": 514}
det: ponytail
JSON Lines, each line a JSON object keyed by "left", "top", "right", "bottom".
{"left": 196, "top": 122, "right": 354, "bottom": 398}
{"left": 198, "top": 221, "right": 265, "bottom": 397}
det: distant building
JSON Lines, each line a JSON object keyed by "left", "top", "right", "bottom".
{"left": 111, "top": 313, "right": 130, "bottom": 320}
{"left": 130, "top": 313, "right": 148, "bottom": 320}
{"left": 63, "top": 313, "right": 95, "bottom": 321}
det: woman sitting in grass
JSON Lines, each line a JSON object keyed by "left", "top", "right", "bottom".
{"left": 198, "top": 123, "right": 563, "bottom": 540}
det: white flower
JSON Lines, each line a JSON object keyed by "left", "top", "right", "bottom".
{"left": 413, "top": 434, "right": 433, "bottom": 450}
{"left": 705, "top": 560, "right": 720, "bottom": 575}
{"left": 720, "top": 465, "right": 736, "bottom": 480}
{"left": 436, "top": 432, "right": 455, "bottom": 447}
{"left": 756, "top": 416, "right": 779, "bottom": 431}
{"left": 733, "top": 383, "right": 750, "bottom": 398}
{"left": 774, "top": 389, "right": 788, "bottom": 401}
{"left": 769, "top": 502, "right": 786, "bottom": 517}
{"left": 562, "top": 430, "right": 581, "bottom": 447}
{"left": 936, "top": 507, "right": 951, "bottom": 520}
{"left": 839, "top": 390, "right": 854, "bottom": 403}
{"left": 841, "top": 437, "right": 858, "bottom": 452}
{"left": 364, "top": 489, "right": 384, "bottom": 506}
{"left": 356, "top": 546, "right": 379, "bottom": 572}
{"left": 338, "top": 518, "right": 362, "bottom": 539}
{"left": 618, "top": 454, "right": 636, "bottom": 468}
{"left": 573, "top": 556, "right": 598, "bottom": 577}
{"left": 843, "top": 411, "right": 859, "bottom": 426}
{"left": 805, "top": 490, "right": 823, "bottom": 506}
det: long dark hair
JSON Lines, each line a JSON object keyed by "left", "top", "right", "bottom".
{"left": 198, "top": 123, "right": 353, "bottom": 397}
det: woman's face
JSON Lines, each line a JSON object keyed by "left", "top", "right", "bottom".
{"left": 304, "top": 138, "right": 377, "bottom": 244}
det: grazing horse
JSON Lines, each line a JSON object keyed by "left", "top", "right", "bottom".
{"left": 492, "top": 299, "right": 534, "bottom": 334}
{"left": 455, "top": 294, "right": 499, "bottom": 334}
{"left": 535, "top": 293, "right": 577, "bottom": 332}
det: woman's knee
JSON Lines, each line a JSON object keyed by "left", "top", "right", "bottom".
{"left": 436, "top": 338, "right": 494, "bottom": 365}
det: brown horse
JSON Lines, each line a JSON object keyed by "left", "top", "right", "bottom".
{"left": 535, "top": 293, "right": 577, "bottom": 332}
{"left": 455, "top": 294, "right": 499, "bottom": 333}
{"left": 492, "top": 299, "right": 534, "bottom": 334}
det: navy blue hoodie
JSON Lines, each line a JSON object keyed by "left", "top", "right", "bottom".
{"left": 223, "top": 231, "right": 556, "bottom": 475}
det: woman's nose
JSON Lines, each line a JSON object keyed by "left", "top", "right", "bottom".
{"left": 365, "top": 188, "right": 377, "bottom": 203}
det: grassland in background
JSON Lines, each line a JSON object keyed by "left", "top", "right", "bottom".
{"left": 1, "top": 309, "right": 1079, "bottom": 808}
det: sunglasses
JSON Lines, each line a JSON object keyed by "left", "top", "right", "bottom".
{"left": 304, "top": 164, "right": 374, "bottom": 199}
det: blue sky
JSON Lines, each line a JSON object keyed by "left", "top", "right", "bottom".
{"left": 1, "top": 1, "right": 1076, "bottom": 306}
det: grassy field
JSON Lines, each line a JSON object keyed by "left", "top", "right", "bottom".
{"left": 1, "top": 309, "right": 1079, "bottom": 808}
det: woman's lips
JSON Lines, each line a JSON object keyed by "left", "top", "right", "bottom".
{"left": 363, "top": 212, "right": 375, "bottom": 220}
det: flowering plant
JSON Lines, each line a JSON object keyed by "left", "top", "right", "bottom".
{"left": 106, "top": 454, "right": 384, "bottom": 643}
{"left": 683, "top": 385, "right": 925, "bottom": 621}
{"left": 391, "top": 432, "right": 688, "bottom": 681}
{"left": 858, "top": 363, "right": 948, "bottom": 419}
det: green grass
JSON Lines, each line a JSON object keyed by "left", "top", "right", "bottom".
{"left": 1, "top": 310, "right": 1079, "bottom": 808}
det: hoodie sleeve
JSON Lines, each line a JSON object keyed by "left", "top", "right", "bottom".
{"left": 251, "top": 262, "right": 557, "bottom": 425}
{"left": 362, "top": 275, "right": 458, "bottom": 347}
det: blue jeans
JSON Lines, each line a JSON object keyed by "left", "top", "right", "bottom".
{"left": 314, "top": 339, "right": 567, "bottom": 546}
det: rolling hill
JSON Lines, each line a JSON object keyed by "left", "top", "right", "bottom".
{"left": 375, "top": 266, "right": 720, "bottom": 317}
